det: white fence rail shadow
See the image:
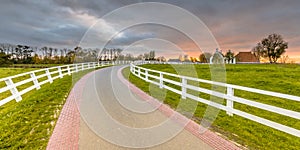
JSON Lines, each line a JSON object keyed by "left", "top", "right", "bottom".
{"left": 130, "top": 63, "right": 300, "bottom": 137}
{"left": 0, "top": 62, "right": 114, "bottom": 106}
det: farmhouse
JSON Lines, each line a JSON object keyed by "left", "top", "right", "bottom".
{"left": 235, "top": 52, "right": 260, "bottom": 63}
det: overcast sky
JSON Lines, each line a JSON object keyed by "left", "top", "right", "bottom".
{"left": 1, "top": 0, "right": 300, "bottom": 59}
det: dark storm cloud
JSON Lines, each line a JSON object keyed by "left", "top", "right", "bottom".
{"left": 109, "top": 32, "right": 155, "bottom": 46}
{"left": 0, "top": 0, "right": 90, "bottom": 47}
{"left": 0, "top": 0, "right": 300, "bottom": 56}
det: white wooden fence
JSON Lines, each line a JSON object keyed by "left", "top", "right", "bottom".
{"left": 0, "top": 62, "right": 112, "bottom": 106}
{"left": 130, "top": 64, "right": 300, "bottom": 137}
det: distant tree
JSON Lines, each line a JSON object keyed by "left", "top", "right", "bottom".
{"left": 183, "top": 55, "right": 190, "bottom": 62}
{"left": 280, "top": 55, "right": 289, "bottom": 64}
{"left": 125, "top": 54, "right": 134, "bottom": 61}
{"left": 190, "top": 57, "right": 197, "bottom": 63}
{"left": 15, "top": 45, "right": 23, "bottom": 62}
{"left": 157, "top": 56, "right": 166, "bottom": 62}
{"left": 252, "top": 33, "right": 288, "bottom": 63}
{"left": 137, "top": 54, "right": 143, "bottom": 60}
{"left": 32, "top": 54, "right": 42, "bottom": 64}
{"left": 144, "top": 53, "right": 150, "bottom": 60}
{"left": 224, "top": 50, "right": 234, "bottom": 63}
{"left": 190, "top": 57, "right": 194, "bottom": 62}
{"left": 14, "top": 45, "right": 34, "bottom": 63}
{"left": 48, "top": 47, "right": 54, "bottom": 59}
{"left": 199, "top": 52, "right": 212, "bottom": 63}
{"left": 22, "top": 45, "right": 34, "bottom": 63}
{"left": 179, "top": 55, "right": 184, "bottom": 62}
{"left": 0, "top": 52, "right": 12, "bottom": 67}
{"left": 66, "top": 51, "right": 75, "bottom": 64}
{"left": 0, "top": 43, "right": 14, "bottom": 55}
{"left": 40, "top": 47, "right": 48, "bottom": 59}
{"left": 116, "top": 49, "right": 122, "bottom": 58}
{"left": 149, "top": 51, "right": 155, "bottom": 60}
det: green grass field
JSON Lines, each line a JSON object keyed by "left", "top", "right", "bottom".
{"left": 9, "top": 64, "right": 64, "bottom": 68}
{"left": 0, "top": 66, "right": 109, "bottom": 149}
{"left": 123, "top": 64, "right": 300, "bottom": 150}
{"left": 0, "top": 68, "right": 37, "bottom": 78}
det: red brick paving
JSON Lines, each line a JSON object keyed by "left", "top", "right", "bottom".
{"left": 46, "top": 72, "right": 94, "bottom": 150}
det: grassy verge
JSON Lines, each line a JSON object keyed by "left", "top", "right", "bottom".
{"left": 0, "top": 68, "right": 38, "bottom": 78}
{"left": 0, "top": 66, "right": 110, "bottom": 149}
{"left": 9, "top": 64, "right": 64, "bottom": 68}
{"left": 122, "top": 64, "right": 300, "bottom": 150}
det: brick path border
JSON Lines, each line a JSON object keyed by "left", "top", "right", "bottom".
{"left": 46, "top": 71, "right": 95, "bottom": 150}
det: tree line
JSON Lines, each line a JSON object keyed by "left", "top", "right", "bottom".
{"left": 0, "top": 43, "right": 163, "bottom": 67}
{"left": 0, "top": 44, "right": 101, "bottom": 67}
{"left": 117, "top": 50, "right": 165, "bottom": 62}
{"left": 186, "top": 51, "right": 234, "bottom": 63}
{"left": 0, "top": 33, "right": 290, "bottom": 67}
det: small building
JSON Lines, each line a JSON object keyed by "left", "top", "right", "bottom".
{"left": 235, "top": 52, "right": 260, "bottom": 63}
{"left": 210, "top": 48, "right": 236, "bottom": 64}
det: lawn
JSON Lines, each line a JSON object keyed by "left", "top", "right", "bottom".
{"left": 123, "top": 64, "right": 300, "bottom": 150}
{"left": 0, "top": 68, "right": 37, "bottom": 78}
{"left": 9, "top": 64, "right": 64, "bottom": 68}
{"left": 0, "top": 66, "right": 110, "bottom": 149}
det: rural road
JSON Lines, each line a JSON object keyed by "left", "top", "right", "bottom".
{"left": 78, "top": 65, "right": 213, "bottom": 149}
{"left": 47, "top": 65, "right": 239, "bottom": 150}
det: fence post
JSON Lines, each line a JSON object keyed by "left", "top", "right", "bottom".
{"left": 226, "top": 86, "right": 234, "bottom": 116}
{"left": 98, "top": 62, "right": 100, "bottom": 67}
{"left": 5, "top": 78, "right": 22, "bottom": 102}
{"left": 58, "top": 67, "right": 63, "bottom": 78}
{"left": 138, "top": 67, "right": 141, "bottom": 77}
{"left": 88, "top": 63, "right": 90, "bottom": 69}
{"left": 67, "top": 65, "right": 71, "bottom": 75}
{"left": 82, "top": 63, "right": 84, "bottom": 70}
{"left": 93, "top": 62, "right": 96, "bottom": 68}
{"left": 145, "top": 69, "right": 149, "bottom": 81}
{"left": 46, "top": 69, "right": 53, "bottom": 83}
{"left": 159, "top": 72, "right": 163, "bottom": 89}
{"left": 133, "top": 66, "right": 136, "bottom": 74}
{"left": 181, "top": 77, "right": 187, "bottom": 99}
{"left": 30, "top": 72, "right": 41, "bottom": 90}
{"left": 129, "top": 64, "right": 131, "bottom": 71}
{"left": 134, "top": 66, "right": 137, "bottom": 74}
{"left": 75, "top": 64, "right": 78, "bottom": 72}
{"left": 130, "top": 64, "right": 133, "bottom": 72}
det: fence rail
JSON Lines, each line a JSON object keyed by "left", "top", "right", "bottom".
{"left": 0, "top": 62, "right": 113, "bottom": 106}
{"left": 130, "top": 63, "right": 300, "bottom": 137}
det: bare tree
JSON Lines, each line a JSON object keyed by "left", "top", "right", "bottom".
{"left": 40, "top": 47, "right": 48, "bottom": 59}
{"left": 252, "top": 33, "right": 288, "bottom": 63}
{"left": 149, "top": 51, "right": 155, "bottom": 60}
{"left": 224, "top": 50, "right": 235, "bottom": 63}
{"left": 280, "top": 55, "right": 290, "bottom": 64}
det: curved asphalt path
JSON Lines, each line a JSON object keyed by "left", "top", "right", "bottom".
{"left": 78, "top": 65, "right": 214, "bottom": 149}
